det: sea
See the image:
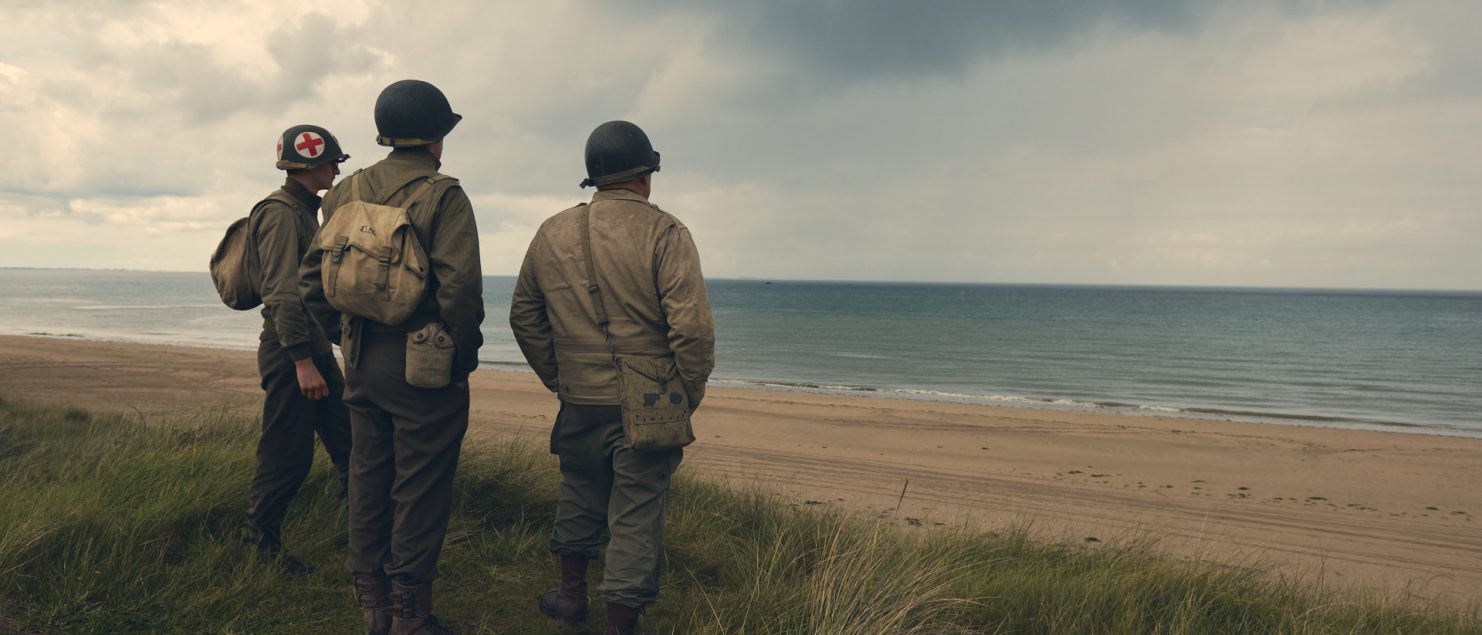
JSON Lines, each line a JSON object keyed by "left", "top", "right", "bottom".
{"left": 1, "top": 269, "right": 1478, "bottom": 437}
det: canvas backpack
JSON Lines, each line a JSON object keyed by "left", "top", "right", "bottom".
{"left": 208, "top": 194, "right": 289, "bottom": 311}
{"left": 314, "top": 172, "right": 449, "bottom": 325}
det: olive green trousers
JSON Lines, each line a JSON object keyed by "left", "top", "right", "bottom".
{"left": 247, "top": 335, "right": 352, "bottom": 544}
{"left": 342, "top": 328, "right": 469, "bottom": 583}
{"left": 549, "top": 402, "right": 683, "bottom": 609}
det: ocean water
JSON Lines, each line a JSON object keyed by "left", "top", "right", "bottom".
{"left": 1, "top": 269, "right": 1478, "bottom": 437}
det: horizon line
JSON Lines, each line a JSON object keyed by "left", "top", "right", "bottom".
{"left": 3, "top": 265, "right": 1480, "bottom": 294}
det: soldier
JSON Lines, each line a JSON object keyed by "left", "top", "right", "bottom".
{"left": 510, "top": 120, "right": 715, "bottom": 635}
{"left": 242, "top": 124, "right": 354, "bottom": 575}
{"left": 301, "top": 80, "right": 483, "bottom": 635}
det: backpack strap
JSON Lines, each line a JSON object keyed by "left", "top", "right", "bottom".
{"left": 243, "top": 194, "right": 289, "bottom": 285}
{"left": 399, "top": 177, "right": 441, "bottom": 209}
{"left": 399, "top": 177, "right": 453, "bottom": 274}
{"left": 358, "top": 173, "right": 453, "bottom": 208}
{"left": 391, "top": 175, "right": 456, "bottom": 240}
{"left": 350, "top": 170, "right": 367, "bottom": 203}
{"left": 249, "top": 189, "right": 310, "bottom": 243}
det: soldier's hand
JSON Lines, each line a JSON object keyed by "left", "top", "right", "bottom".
{"left": 294, "top": 358, "right": 330, "bottom": 400}
{"left": 685, "top": 382, "right": 705, "bottom": 412}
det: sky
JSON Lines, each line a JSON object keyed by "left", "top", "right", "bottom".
{"left": 1, "top": 0, "right": 1479, "bottom": 289}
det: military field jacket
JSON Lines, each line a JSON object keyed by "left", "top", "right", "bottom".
{"left": 299, "top": 149, "right": 485, "bottom": 378}
{"left": 250, "top": 178, "right": 332, "bottom": 361}
{"left": 510, "top": 188, "right": 715, "bottom": 406}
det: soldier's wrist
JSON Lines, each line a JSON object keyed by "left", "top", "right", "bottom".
{"left": 286, "top": 344, "right": 313, "bottom": 361}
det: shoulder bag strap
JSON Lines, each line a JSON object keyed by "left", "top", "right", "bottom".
{"left": 580, "top": 204, "right": 622, "bottom": 371}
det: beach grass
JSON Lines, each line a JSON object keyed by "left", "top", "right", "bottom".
{"left": 0, "top": 396, "right": 1477, "bottom": 634}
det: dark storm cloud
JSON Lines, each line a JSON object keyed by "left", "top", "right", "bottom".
{"left": 718, "top": 1, "right": 1202, "bottom": 77}
{"left": 618, "top": 0, "right": 1386, "bottom": 80}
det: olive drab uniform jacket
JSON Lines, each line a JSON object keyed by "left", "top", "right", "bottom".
{"left": 251, "top": 178, "right": 333, "bottom": 361}
{"left": 509, "top": 188, "right": 715, "bottom": 406}
{"left": 299, "top": 149, "right": 485, "bottom": 379}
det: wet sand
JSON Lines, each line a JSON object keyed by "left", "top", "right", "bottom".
{"left": 1, "top": 334, "right": 1478, "bottom": 602}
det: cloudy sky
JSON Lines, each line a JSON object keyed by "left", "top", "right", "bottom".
{"left": 1, "top": 0, "right": 1478, "bottom": 289}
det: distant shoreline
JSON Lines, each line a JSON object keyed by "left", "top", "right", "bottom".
{"left": 3, "top": 266, "right": 1480, "bottom": 294}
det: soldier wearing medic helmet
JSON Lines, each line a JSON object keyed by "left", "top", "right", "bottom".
{"left": 512, "top": 120, "right": 715, "bottom": 635}
{"left": 300, "top": 79, "right": 483, "bottom": 635}
{"left": 240, "top": 124, "right": 354, "bottom": 576}
{"left": 277, "top": 124, "right": 350, "bottom": 171}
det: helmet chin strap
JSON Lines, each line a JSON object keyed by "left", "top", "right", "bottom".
{"left": 580, "top": 165, "right": 658, "bottom": 189}
{"left": 376, "top": 135, "right": 439, "bottom": 148}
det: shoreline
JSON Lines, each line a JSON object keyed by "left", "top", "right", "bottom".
{"left": 704, "top": 377, "right": 1482, "bottom": 439}
{"left": 11, "top": 329, "right": 1476, "bottom": 440}
{"left": 2, "top": 334, "right": 1481, "bottom": 601}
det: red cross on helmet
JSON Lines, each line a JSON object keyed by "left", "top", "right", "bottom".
{"left": 276, "top": 124, "right": 350, "bottom": 170}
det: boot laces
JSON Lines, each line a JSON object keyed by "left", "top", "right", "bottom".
{"left": 392, "top": 590, "right": 418, "bottom": 618}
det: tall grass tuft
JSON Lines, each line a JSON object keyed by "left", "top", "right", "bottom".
{"left": 0, "top": 396, "right": 1477, "bottom": 634}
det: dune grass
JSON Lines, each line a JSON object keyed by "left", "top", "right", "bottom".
{"left": 0, "top": 396, "right": 1476, "bottom": 634}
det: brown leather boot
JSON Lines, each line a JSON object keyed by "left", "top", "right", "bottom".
{"left": 604, "top": 602, "right": 641, "bottom": 635}
{"left": 353, "top": 573, "right": 392, "bottom": 635}
{"left": 538, "top": 554, "right": 589, "bottom": 624}
{"left": 388, "top": 578, "right": 454, "bottom": 635}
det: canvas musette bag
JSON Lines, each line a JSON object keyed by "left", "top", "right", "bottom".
{"left": 579, "top": 204, "right": 695, "bottom": 451}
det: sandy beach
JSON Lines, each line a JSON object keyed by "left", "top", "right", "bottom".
{"left": 1, "top": 334, "right": 1477, "bottom": 602}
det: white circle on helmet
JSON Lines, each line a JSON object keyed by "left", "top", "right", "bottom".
{"left": 291, "top": 131, "right": 327, "bottom": 159}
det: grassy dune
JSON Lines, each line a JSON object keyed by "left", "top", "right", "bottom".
{"left": 0, "top": 397, "right": 1477, "bottom": 634}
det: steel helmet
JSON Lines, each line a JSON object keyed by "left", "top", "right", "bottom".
{"left": 580, "top": 120, "right": 661, "bottom": 188}
{"left": 276, "top": 124, "right": 349, "bottom": 170}
{"left": 374, "top": 79, "right": 462, "bottom": 147}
